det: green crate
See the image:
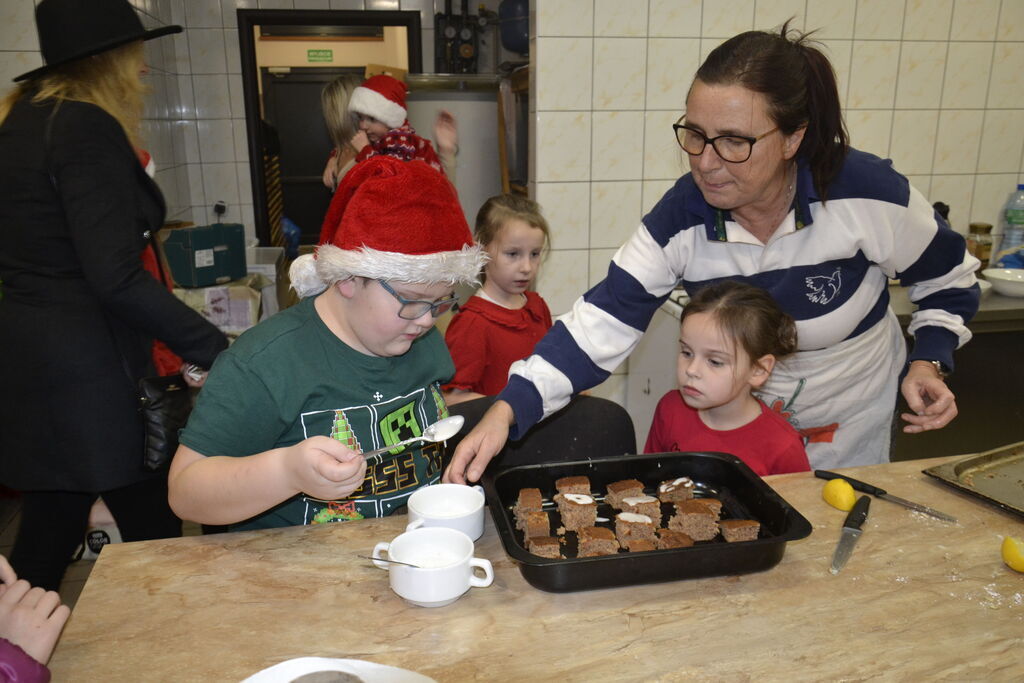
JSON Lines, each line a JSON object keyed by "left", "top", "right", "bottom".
{"left": 160, "top": 223, "right": 247, "bottom": 288}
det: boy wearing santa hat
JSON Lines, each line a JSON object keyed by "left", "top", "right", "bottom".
{"left": 168, "top": 157, "right": 486, "bottom": 530}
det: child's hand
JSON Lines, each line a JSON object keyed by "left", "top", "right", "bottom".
{"left": 288, "top": 436, "right": 367, "bottom": 501}
{"left": 433, "top": 110, "right": 458, "bottom": 157}
{"left": 350, "top": 130, "right": 370, "bottom": 153}
{"left": 0, "top": 577, "right": 71, "bottom": 665}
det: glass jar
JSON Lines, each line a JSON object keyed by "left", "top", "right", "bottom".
{"left": 967, "top": 222, "right": 993, "bottom": 271}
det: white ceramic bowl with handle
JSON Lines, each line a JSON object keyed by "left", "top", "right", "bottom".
{"left": 372, "top": 526, "right": 493, "bottom": 607}
{"left": 982, "top": 268, "right": 1024, "bottom": 297}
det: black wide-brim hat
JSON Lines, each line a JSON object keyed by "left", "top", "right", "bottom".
{"left": 14, "top": 0, "right": 182, "bottom": 82}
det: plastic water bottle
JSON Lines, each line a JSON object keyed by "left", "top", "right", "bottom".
{"left": 992, "top": 184, "right": 1024, "bottom": 269}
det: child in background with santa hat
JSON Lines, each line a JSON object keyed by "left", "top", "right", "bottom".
{"left": 320, "top": 73, "right": 458, "bottom": 236}
{"left": 347, "top": 74, "right": 457, "bottom": 176}
{"left": 167, "top": 156, "right": 487, "bottom": 531}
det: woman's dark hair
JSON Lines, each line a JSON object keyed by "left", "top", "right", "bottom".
{"left": 682, "top": 280, "right": 798, "bottom": 370}
{"left": 695, "top": 20, "right": 849, "bottom": 200}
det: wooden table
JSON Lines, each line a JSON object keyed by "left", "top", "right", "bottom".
{"left": 48, "top": 457, "right": 1024, "bottom": 681}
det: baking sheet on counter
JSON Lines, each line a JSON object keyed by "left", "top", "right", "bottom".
{"left": 922, "top": 441, "right": 1024, "bottom": 519}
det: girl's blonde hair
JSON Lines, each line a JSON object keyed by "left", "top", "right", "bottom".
{"left": 0, "top": 41, "right": 148, "bottom": 148}
{"left": 474, "top": 194, "right": 551, "bottom": 249}
{"left": 321, "top": 74, "right": 362, "bottom": 157}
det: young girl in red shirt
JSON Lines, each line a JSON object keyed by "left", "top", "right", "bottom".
{"left": 444, "top": 195, "right": 553, "bottom": 403}
{"left": 644, "top": 280, "right": 810, "bottom": 476}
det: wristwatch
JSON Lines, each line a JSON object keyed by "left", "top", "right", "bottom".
{"left": 922, "top": 360, "right": 949, "bottom": 379}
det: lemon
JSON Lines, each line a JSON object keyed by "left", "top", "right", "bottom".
{"left": 822, "top": 478, "right": 857, "bottom": 511}
{"left": 1001, "top": 536, "right": 1024, "bottom": 573}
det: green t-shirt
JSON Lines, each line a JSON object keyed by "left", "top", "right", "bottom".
{"left": 180, "top": 296, "right": 455, "bottom": 530}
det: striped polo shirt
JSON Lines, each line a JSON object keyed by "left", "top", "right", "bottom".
{"left": 499, "top": 148, "right": 980, "bottom": 438}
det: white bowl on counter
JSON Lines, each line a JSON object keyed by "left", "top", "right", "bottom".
{"left": 982, "top": 268, "right": 1024, "bottom": 297}
{"left": 978, "top": 279, "right": 992, "bottom": 297}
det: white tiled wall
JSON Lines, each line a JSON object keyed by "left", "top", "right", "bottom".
{"left": 530, "top": 0, "right": 1024, "bottom": 407}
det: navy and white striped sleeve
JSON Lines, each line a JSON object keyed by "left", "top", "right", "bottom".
{"left": 885, "top": 183, "right": 980, "bottom": 370}
{"left": 498, "top": 181, "right": 698, "bottom": 438}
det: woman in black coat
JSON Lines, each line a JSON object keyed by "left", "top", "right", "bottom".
{"left": 0, "top": 0, "right": 228, "bottom": 591}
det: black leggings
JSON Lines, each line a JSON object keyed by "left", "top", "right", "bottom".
{"left": 9, "top": 476, "right": 181, "bottom": 591}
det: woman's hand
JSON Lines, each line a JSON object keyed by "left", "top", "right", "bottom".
{"left": 433, "top": 110, "right": 458, "bottom": 158}
{"left": 287, "top": 436, "right": 367, "bottom": 501}
{"left": 443, "top": 401, "right": 514, "bottom": 484}
{"left": 900, "top": 361, "right": 958, "bottom": 433}
{"left": 0, "top": 569, "right": 71, "bottom": 665}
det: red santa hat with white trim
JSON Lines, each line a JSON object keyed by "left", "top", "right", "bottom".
{"left": 347, "top": 74, "right": 408, "bottom": 129}
{"left": 289, "top": 156, "right": 486, "bottom": 298}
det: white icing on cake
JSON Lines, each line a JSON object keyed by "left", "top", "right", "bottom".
{"left": 622, "top": 495, "right": 658, "bottom": 506}
{"left": 617, "top": 512, "right": 653, "bottom": 524}
{"left": 659, "top": 477, "right": 694, "bottom": 493}
{"left": 564, "top": 493, "right": 595, "bottom": 505}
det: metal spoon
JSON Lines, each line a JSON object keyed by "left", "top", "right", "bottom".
{"left": 358, "top": 555, "right": 421, "bottom": 568}
{"left": 358, "top": 415, "right": 465, "bottom": 459}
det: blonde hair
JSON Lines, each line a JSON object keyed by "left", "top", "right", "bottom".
{"left": 474, "top": 194, "right": 551, "bottom": 249}
{"left": 321, "top": 74, "right": 362, "bottom": 157}
{"left": 0, "top": 41, "right": 147, "bottom": 148}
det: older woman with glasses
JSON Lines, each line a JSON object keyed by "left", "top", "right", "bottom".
{"left": 446, "top": 22, "right": 980, "bottom": 483}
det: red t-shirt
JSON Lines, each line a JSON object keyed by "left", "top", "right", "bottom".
{"left": 644, "top": 390, "right": 810, "bottom": 476}
{"left": 444, "top": 291, "right": 552, "bottom": 395}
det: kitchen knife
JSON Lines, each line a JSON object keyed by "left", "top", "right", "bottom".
{"left": 814, "top": 470, "right": 957, "bottom": 523}
{"left": 830, "top": 494, "right": 871, "bottom": 574}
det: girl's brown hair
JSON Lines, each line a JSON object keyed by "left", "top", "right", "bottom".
{"left": 682, "top": 280, "right": 797, "bottom": 370}
{"left": 695, "top": 20, "right": 848, "bottom": 201}
{"left": 321, "top": 74, "right": 362, "bottom": 157}
{"left": 474, "top": 193, "right": 551, "bottom": 249}
{"left": 0, "top": 41, "right": 148, "bottom": 148}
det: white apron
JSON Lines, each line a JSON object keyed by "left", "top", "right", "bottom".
{"left": 755, "top": 310, "right": 906, "bottom": 470}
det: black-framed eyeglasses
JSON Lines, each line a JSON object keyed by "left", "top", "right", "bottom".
{"left": 672, "top": 115, "right": 780, "bottom": 163}
{"left": 378, "top": 280, "right": 459, "bottom": 320}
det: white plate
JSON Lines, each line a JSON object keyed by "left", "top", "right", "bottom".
{"left": 242, "top": 657, "right": 436, "bottom": 683}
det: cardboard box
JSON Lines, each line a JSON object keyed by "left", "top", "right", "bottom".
{"left": 172, "top": 273, "right": 270, "bottom": 337}
{"left": 365, "top": 63, "right": 407, "bottom": 81}
{"left": 160, "top": 223, "right": 247, "bottom": 287}
{"left": 245, "top": 246, "right": 285, "bottom": 320}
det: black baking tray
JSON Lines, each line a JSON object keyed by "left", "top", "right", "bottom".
{"left": 482, "top": 452, "right": 812, "bottom": 592}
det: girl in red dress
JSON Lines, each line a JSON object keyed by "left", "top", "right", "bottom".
{"left": 444, "top": 195, "right": 553, "bottom": 403}
{"left": 644, "top": 280, "right": 810, "bottom": 476}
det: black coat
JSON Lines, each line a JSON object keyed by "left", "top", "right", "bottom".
{"left": 0, "top": 96, "right": 228, "bottom": 491}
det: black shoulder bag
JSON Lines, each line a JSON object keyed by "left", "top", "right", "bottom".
{"left": 44, "top": 105, "right": 192, "bottom": 471}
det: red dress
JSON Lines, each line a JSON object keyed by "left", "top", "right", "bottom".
{"left": 444, "top": 291, "right": 553, "bottom": 396}
{"left": 644, "top": 390, "right": 810, "bottom": 476}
